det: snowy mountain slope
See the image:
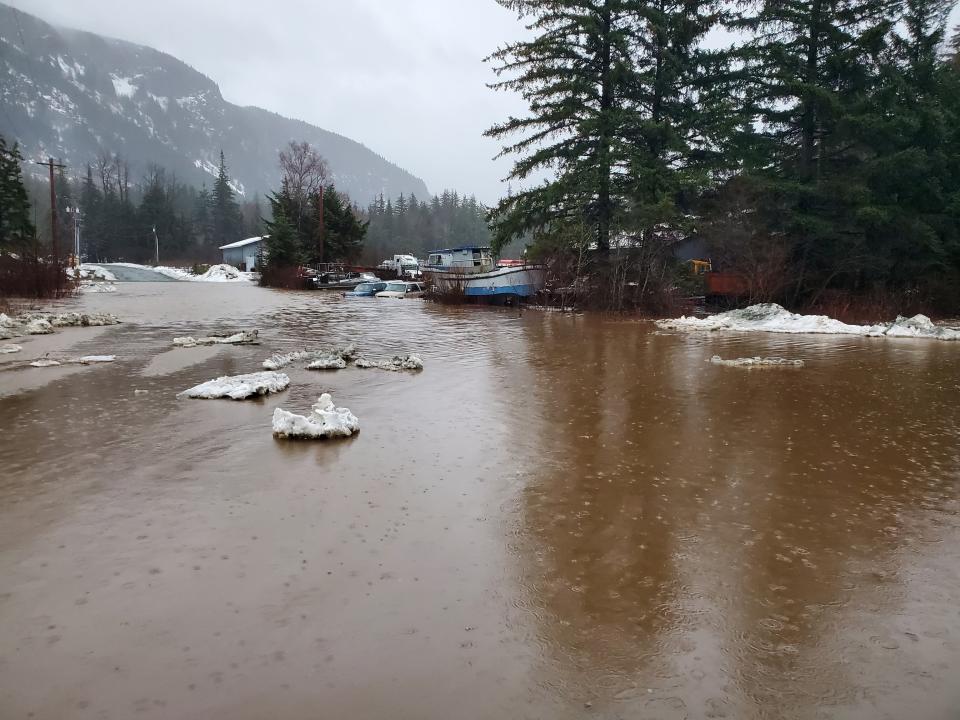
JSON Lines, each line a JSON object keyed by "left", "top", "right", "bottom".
{"left": 0, "top": 3, "right": 429, "bottom": 202}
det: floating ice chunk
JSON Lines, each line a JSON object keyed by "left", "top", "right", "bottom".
{"left": 657, "top": 303, "right": 960, "bottom": 341}
{"left": 709, "top": 355, "right": 805, "bottom": 368}
{"left": 0, "top": 344, "right": 22, "bottom": 354}
{"left": 272, "top": 393, "right": 359, "bottom": 439}
{"left": 0, "top": 313, "right": 19, "bottom": 329}
{"left": 178, "top": 371, "right": 290, "bottom": 400}
{"left": 30, "top": 359, "right": 61, "bottom": 367}
{"left": 306, "top": 354, "right": 347, "bottom": 370}
{"left": 75, "top": 355, "right": 117, "bottom": 364}
{"left": 173, "top": 330, "right": 259, "bottom": 347}
{"left": 25, "top": 318, "right": 54, "bottom": 335}
{"left": 262, "top": 344, "right": 358, "bottom": 370}
{"left": 263, "top": 350, "right": 313, "bottom": 370}
{"left": 354, "top": 354, "right": 424, "bottom": 371}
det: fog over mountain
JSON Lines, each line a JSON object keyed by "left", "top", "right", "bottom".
{"left": 0, "top": 2, "right": 431, "bottom": 202}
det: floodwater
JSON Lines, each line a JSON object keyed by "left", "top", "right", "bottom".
{"left": 1, "top": 283, "right": 958, "bottom": 720}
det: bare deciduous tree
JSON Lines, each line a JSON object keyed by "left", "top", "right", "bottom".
{"left": 279, "top": 141, "right": 328, "bottom": 201}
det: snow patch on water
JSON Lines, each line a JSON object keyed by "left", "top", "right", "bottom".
{"left": 657, "top": 303, "right": 960, "bottom": 341}
{"left": 0, "top": 344, "right": 22, "bottom": 354}
{"left": 178, "top": 371, "right": 290, "bottom": 400}
{"left": 272, "top": 394, "right": 359, "bottom": 440}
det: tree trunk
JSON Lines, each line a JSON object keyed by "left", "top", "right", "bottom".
{"left": 596, "top": 1, "right": 614, "bottom": 254}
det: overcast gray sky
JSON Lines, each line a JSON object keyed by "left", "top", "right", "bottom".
{"left": 9, "top": 1, "right": 960, "bottom": 204}
{"left": 9, "top": 0, "right": 532, "bottom": 203}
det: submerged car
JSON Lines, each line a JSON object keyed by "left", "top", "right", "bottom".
{"left": 375, "top": 281, "right": 426, "bottom": 299}
{"left": 344, "top": 281, "right": 387, "bottom": 297}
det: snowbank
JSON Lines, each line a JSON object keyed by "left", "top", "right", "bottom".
{"left": 354, "top": 354, "right": 424, "bottom": 371}
{"left": 67, "top": 264, "right": 117, "bottom": 282}
{"left": 0, "top": 344, "right": 22, "bottom": 354}
{"left": 262, "top": 344, "right": 358, "bottom": 370}
{"left": 272, "top": 393, "right": 359, "bottom": 440}
{"left": 178, "top": 371, "right": 290, "bottom": 400}
{"left": 657, "top": 303, "right": 960, "bottom": 341}
{"left": 709, "top": 355, "right": 805, "bottom": 368}
{"left": 111, "top": 262, "right": 253, "bottom": 283}
{"left": 173, "top": 330, "right": 259, "bottom": 347}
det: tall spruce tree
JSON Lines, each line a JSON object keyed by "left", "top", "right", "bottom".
{"left": 486, "top": 0, "right": 642, "bottom": 253}
{"left": 486, "top": 0, "right": 724, "bottom": 254}
{"left": 210, "top": 150, "right": 242, "bottom": 252}
{"left": 0, "top": 135, "right": 35, "bottom": 252}
{"left": 728, "top": 0, "right": 897, "bottom": 300}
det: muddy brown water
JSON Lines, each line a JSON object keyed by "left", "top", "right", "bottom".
{"left": 1, "top": 283, "right": 958, "bottom": 720}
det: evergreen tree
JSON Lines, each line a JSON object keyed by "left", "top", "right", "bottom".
{"left": 728, "top": 0, "right": 895, "bottom": 300}
{"left": 486, "top": 0, "right": 724, "bottom": 254}
{"left": 0, "top": 136, "right": 36, "bottom": 252}
{"left": 210, "top": 150, "right": 242, "bottom": 253}
{"left": 262, "top": 207, "right": 302, "bottom": 270}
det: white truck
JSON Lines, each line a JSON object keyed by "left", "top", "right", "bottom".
{"left": 377, "top": 254, "right": 421, "bottom": 278}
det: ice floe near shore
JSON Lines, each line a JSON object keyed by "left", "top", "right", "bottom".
{"left": 173, "top": 330, "right": 259, "bottom": 347}
{"left": 306, "top": 355, "right": 348, "bottom": 370}
{"left": 0, "top": 344, "right": 22, "bottom": 354}
{"left": 709, "top": 355, "right": 805, "bottom": 368}
{"left": 272, "top": 393, "right": 359, "bottom": 439}
{"left": 354, "top": 354, "right": 424, "bottom": 371}
{"left": 0, "top": 312, "right": 121, "bottom": 339}
{"left": 178, "top": 371, "right": 290, "bottom": 400}
{"left": 657, "top": 303, "right": 960, "bottom": 340}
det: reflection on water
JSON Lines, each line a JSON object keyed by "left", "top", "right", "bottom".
{"left": 0, "top": 283, "right": 958, "bottom": 719}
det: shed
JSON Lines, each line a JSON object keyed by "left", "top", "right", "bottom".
{"left": 219, "top": 236, "right": 265, "bottom": 271}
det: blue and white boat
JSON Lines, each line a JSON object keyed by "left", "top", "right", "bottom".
{"left": 422, "top": 246, "right": 545, "bottom": 299}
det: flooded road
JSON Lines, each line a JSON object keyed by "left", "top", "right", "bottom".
{"left": 1, "top": 283, "right": 958, "bottom": 720}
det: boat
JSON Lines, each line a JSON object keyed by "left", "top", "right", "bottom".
{"left": 422, "top": 246, "right": 545, "bottom": 299}
{"left": 313, "top": 270, "right": 379, "bottom": 289}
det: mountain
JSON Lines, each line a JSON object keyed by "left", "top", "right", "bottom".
{"left": 0, "top": 3, "right": 429, "bottom": 202}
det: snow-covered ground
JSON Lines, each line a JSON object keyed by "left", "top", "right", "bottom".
{"left": 173, "top": 330, "right": 259, "bottom": 347}
{"left": 709, "top": 355, "right": 805, "bottom": 368}
{"left": 178, "top": 371, "right": 290, "bottom": 400}
{"left": 657, "top": 303, "right": 960, "bottom": 341}
{"left": 354, "top": 354, "right": 424, "bottom": 371}
{"left": 272, "top": 394, "right": 359, "bottom": 440}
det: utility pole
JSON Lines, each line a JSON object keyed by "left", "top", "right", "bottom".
{"left": 317, "top": 186, "right": 324, "bottom": 265}
{"left": 35, "top": 158, "right": 66, "bottom": 267}
{"left": 153, "top": 226, "right": 159, "bottom": 266}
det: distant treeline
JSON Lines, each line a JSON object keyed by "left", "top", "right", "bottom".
{"left": 362, "top": 191, "right": 524, "bottom": 263}
{"left": 17, "top": 150, "right": 261, "bottom": 264}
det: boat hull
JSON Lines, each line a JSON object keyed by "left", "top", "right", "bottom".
{"left": 424, "top": 266, "right": 545, "bottom": 298}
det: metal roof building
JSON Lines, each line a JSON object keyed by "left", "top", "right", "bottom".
{"left": 219, "top": 236, "right": 264, "bottom": 271}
